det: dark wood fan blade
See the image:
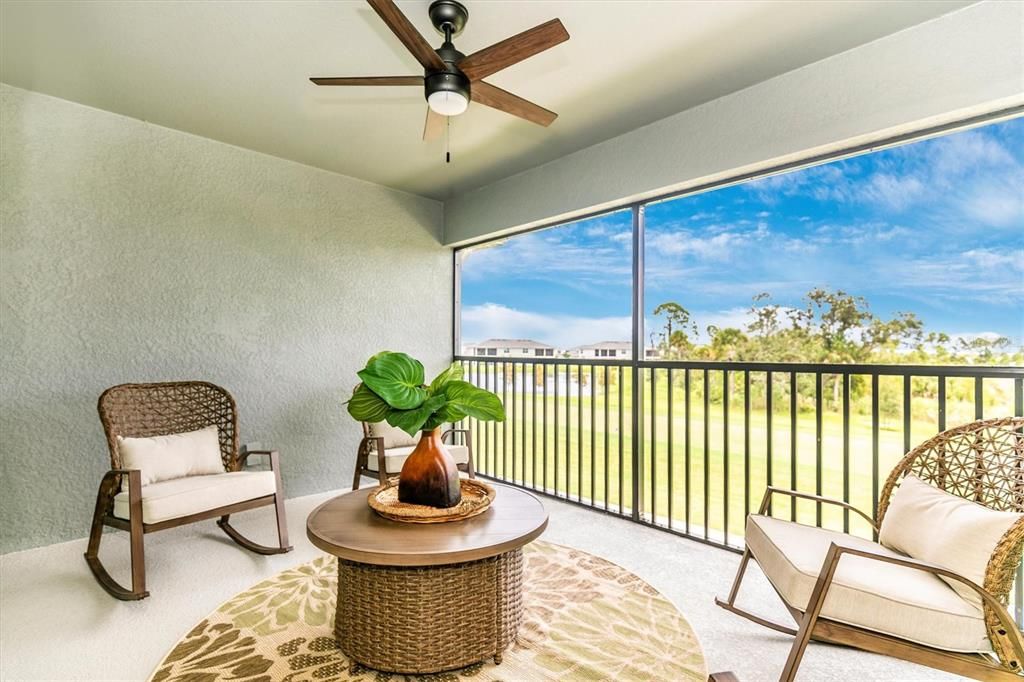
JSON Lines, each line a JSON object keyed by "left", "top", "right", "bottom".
{"left": 310, "top": 76, "right": 423, "bottom": 86}
{"left": 458, "top": 18, "right": 569, "bottom": 81}
{"left": 366, "top": 0, "right": 446, "bottom": 71}
{"left": 472, "top": 81, "right": 557, "bottom": 127}
{"left": 423, "top": 107, "right": 444, "bottom": 141}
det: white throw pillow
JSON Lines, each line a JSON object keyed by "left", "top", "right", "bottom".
{"left": 880, "top": 474, "right": 1021, "bottom": 611}
{"left": 118, "top": 425, "right": 225, "bottom": 486}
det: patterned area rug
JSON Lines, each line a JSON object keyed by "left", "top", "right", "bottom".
{"left": 150, "top": 541, "right": 706, "bottom": 682}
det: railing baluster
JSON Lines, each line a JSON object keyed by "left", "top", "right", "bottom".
{"left": 766, "top": 370, "right": 773, "bottom": 518}
{"left": 842, "top": 372, "right": 850, "bottom": 533}
{"left": 938, "top": 375, "right": 946, "bottom": 432}
{"left": 578, "top": 365, "right": 584, "bottom": 503}
{"left": 591, "top": 364, "right": 597, "bottom": 507}
{"left": 704, "top": 369, "right": 710, "bottom": 540}
{"left": 667, "top": 368, "right": 674, "bottom": 529}
{"left": 903, "top": 374, "right": 912, "bottom": 455}
{"left": 685, "top": 368, "right": 691, "bottom": 534}
{"left": 871, "top": 373, "right": 880, "bottom": 539}
{"left": 511, "top": 362, "right": 517, "bottom": 483}
{"left": 790, "top": 372, "right": 797, "bottom": 523}
{"left": 604, "top": 365, "right": 610, "bottom": 511}
{"left": 744, "top": 370, "right": 751, "bottom": 522}
{"left": 553, "top": 363, "right": 560, "bottom": 497}
{"left": 565, "top": 365, "right": 571, "bottom": 501}
{"left": 975, "top": 376, "right": 984, "bottom": 420}
{"left": 723, "top": 368, "right": 730, "bottom": 544}
{"left": 815, "top": 372, "right": 822, "bottom": 528}
{"left": 651, "top": 367, "right": 657, "bottom": 524}
{"left": 502, "top": 362, "right": 509, "bottom": 479}
{"left": 619, "top": 365, "right": 624, "bottom": 515}
{"left": 532, "top": 363, "right": 537, "bottom": 490}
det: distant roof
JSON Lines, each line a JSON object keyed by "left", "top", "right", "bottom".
{"left": 574, "top": 340, "right": 632, "bottom": 350}
{"left": 469, "top": 339, "right": 554, "bottom": 349}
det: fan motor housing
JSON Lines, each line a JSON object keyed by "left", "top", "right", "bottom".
{"left": 425, "top": 43, "right": 470, "bottom": 103}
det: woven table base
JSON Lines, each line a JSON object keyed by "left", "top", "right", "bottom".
{"left": 336, "top": 549, "right": 524, "bottom": 673}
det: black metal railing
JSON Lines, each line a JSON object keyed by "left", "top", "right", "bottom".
{"left": 457, "top": 356, "right": 1024, "bottom": 624}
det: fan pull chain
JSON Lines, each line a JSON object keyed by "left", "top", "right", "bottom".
{"left": 446, "top": 116, "right": 451, "bottom": 164}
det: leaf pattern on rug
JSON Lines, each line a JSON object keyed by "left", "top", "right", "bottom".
{"left": 219, "top": 555, "right": 336, "bottom": 636}
{"left": 150, "top": 541, "right": 705, "bottom": 682}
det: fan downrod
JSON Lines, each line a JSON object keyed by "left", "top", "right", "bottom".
{"left": 428, "top": 0, "right": 468, "bottom": 38}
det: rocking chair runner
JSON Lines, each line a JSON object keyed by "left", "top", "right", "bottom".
{"left": 85, "top": 381, "right": 292, "bottom": 601}
{"left": 717, "top": 417, "right": 1024, "bottom": 681}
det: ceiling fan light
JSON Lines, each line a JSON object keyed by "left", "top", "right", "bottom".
{"left": 427, "top": 90, "right": 469, "bottom": 116}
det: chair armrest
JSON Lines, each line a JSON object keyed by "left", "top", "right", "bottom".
{"left": 441, "top": 428, "right": 471, "bottom": 443}
{"left": 757, "top": 486, "right": 877, "bottom": 532}
{"left": 820, "top": 543, "right": 1024, "bottom": 666}
{"left": 238, "top": 448, "right": 280, "bottom": 470}
{"left": 95, "top": 469, "right": 142, "bottom": 512}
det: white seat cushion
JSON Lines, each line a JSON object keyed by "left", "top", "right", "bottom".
{"left": 113, "top": 471, "right": 276, "bottom": 524}
{"left": 366, "top": 444, "right": 469, "bottom": 473}
{"left": 747, "top": 514, "right": 990, "bottom": 653}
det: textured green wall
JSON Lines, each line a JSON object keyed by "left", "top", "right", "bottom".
{"left": 0, "top": 85, "right": 450, "bottom": 553}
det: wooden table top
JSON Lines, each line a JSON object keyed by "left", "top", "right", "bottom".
{"left": 306, "top": 483, "right": 548, "bottom": 567}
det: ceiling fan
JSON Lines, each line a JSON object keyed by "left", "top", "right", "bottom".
{"left": 310, "top": 0, "right": 569, "bottom": 141}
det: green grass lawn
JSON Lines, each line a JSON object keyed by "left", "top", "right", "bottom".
{"left": 464, "top": 367, "right": 1019, "bottom": 547}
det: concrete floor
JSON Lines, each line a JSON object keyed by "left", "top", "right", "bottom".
{"left": 0, "top": 485, "right": 962, "bottom": 681}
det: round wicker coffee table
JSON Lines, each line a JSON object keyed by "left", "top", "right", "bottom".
{"left": 306, "top": 483, "right": 548, "bottom": 674}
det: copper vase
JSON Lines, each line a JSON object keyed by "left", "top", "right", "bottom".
{"left": 398, "top": 427, "right": 462, "bottom": 508}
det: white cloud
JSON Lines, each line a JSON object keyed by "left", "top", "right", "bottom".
{"left": 461, "top": 304, "right": 631, "bottom": 350}
{"left": 646, "top": 222, "right": 769, "bottom": 260}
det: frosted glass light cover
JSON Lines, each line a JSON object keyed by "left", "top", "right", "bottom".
{"left": 427, "top": 90, "right": 468, "bottom": 116}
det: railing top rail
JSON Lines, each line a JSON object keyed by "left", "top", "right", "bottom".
{"left": 455, "top": 356, "right": 631, "bottom": 367}
{"left": 454, "top": 355, "right": 1024, "bottom": 377}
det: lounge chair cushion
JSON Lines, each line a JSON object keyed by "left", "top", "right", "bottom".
{"left": 113, "top": 471, "right": 276, "bottom": 524}
{"left": 366, "top": 444, "right": 470, "bottom": 474}
{"left": 747, "top": 514, "right": 990, "bottom": 653}
{"left": 366, "top": 421, "right": 420, "bottom": 449}
{"left": 117, "top": 426, "right": 225, "bottom": 486}
{"left": 879, "top": 474, "right": 1021, "bottom": 610}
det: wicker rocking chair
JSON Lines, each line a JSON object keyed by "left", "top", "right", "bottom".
{"left": 717, "top": 417, "right": 1024, "bottom": 681}
{"left": 85, "top": 381, "right": 292, "bottom": 600}
{"left": 352, "top": 421, "right": 475, "bottom": 489}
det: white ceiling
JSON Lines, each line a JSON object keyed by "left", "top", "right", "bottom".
{"left": 1, "top": 0, "right": 974, "bottom": 200}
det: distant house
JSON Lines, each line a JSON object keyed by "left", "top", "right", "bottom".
{"left": 567, "top": 341, "right": 663, "bottom": 359}
{"left": 568, "top": 341, "right": 632, "bottom": 359}
{"left": 462, "top": 339, "right": 556, "bottom": 358}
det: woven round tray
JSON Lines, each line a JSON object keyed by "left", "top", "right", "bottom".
{"left": 368, "top": 479, "right": 496, "bottom": 524}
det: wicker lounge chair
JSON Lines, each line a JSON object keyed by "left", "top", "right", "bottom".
{"left": 85, "top": 381, "right": 292, "bottom": 600}
{"left": 717, "top": 417, "right": 1024, "bottom": 681}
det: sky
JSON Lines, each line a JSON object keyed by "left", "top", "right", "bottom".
{"left": 459, "top": 117, "right": 1024, "bottom": 351}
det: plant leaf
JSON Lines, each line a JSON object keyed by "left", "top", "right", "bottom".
{"left": 345, "top": 383, "right": 391, "bottom": 422}
{"left": 429, "top": 363, "right": 464, "bottom": 394}
{"left": 443, "top": 381, "right": 505, "bottom": 422}
{"left": 386, "top": 394, "right": 447, "bottom": 436}
{"left": 357, "top": 352, "right": 426, "bottom": 410}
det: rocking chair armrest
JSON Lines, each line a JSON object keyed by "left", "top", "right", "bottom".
{"left": 441, "top": 428, "right": 471, "bottom": 443}
{"left": 819, "top": 543, "right": 1024, "bottom": 664}
{"left": 95, "top": 469, "right": 142, "bottom": 512}
{"left": 757, "top": 486, "right": 878, "bottom": 532}
{"left": 238, "top": 448, "right": 280, "bottom": 470}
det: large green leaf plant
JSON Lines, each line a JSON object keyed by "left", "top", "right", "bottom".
{"left": 346, "top": 351, "right": 505, "bottom": 436}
